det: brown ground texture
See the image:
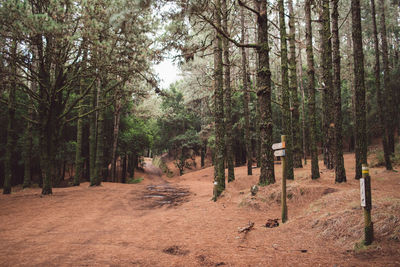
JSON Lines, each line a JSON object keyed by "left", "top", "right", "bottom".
{"left": 0, "top": 153, "right": 400, "bottom": 266}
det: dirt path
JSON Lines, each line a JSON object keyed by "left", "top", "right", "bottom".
{"left": 0, "top": 154, "right": 399, "bottom": 266}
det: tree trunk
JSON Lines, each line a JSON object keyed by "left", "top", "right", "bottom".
{"left": 379, "top": 0, "right": 395, "bottom": 154}
{"left": 288, "top": 0, "right": 302, "bottom": 169}
{"left": 111, "top": 96, "right": 121, "bottom": 182}
{"left": 279, "top": 0, "right": 294, "bottom": 180}
{"left": 256, "top": 0, "right": 275, "bottom": 185}
{"left": 351, "top": 0, "right": 368, "bottom": 179}
{"left": 305, "top": 0, "right": 320, "bottom": 179}
{"left": 332, "top": 0, "right": 347, "bottom": 183}
{"left": 320, "top": 0, "right": 335, "bottom": 170}
{"left": 73, "top": 45, "right": 88, "bottom": 186}
{"left": 222, "top": 0, "right": 234, "bottom": 182}
{"left": 122, "top": 154, "right": 127, "bottom": 184}
{"left": 370, "top": 0, "right": 392, "bottom": 170}
{"left": 93, "top": 81, "right": 104, "bottom": 186}
{"left": 213, "top": 0, "right": 226, "bottom": 201}
{"left": 89, "top": 79, "right": 97, "bottom": 184}
{"left": 3, "top": 40, "right": 17, "bottom": 194}
{"left": 297, "top": 24, "right": 307, "bottom": 165}
{"left": 241, "top": 5, "right": 252, "bottom": 176}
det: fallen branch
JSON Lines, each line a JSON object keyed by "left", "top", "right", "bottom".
{"left": 238, "top": 221, "right": 255, "bottom": 233}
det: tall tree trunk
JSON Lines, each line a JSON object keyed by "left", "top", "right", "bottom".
{"left": 213, "top": 0, "right": 225, "bottom": 201}
{"left": 111, "top": 95, "right": 121, "bottom": 182}
{"left": 256, "top": 0, "right": 275, "bottom": 185}
{"left": 305, "top": 0, "right": 320, "bottom": 179}
{"left": 23, "top": 46, "right": 36, "bottom": 189}
{"left": 89, "top": 78, "right": 97, "bottom": 185}
{"left": 241, "top": 5, "right": 252, "bottom": 176}
{"left": 332, "top": 0, "right": 346, "bottom": 182}
{"left": 379, "top": 0, "right": 395, "bottom": 154}
{"left": 222, "top": 0, "right": 235, "bottom": 182}
{"left": 279, "top": 0, "right": 294, "bottom": 180}
{"left": 92, "top": 81, "right": 104, "bottom": 186}
{"left": 288, "top": 0, "right": 302, "bottom": 169}
{"left": 297, "top": 24, "right": 307, "bottom": 165}
{"left": 73, "top": 46, "right": 88, "bottom": 186}
{"left": 320, "top": 0, "right": 334, "bottom": 170}
{"left": 351, "top": 0, "right": 368, "bottom": 179}
{"left": 371, "top": 0, "right": 392, "bottom": 170}
{"left": 3, "top": 40, "right": 17, "bottom": 194}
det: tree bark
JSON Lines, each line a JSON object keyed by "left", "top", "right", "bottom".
{"left": 213, "top": 0, "right": 226, "bottom": 201}
{"left": 279, "top": 0, "right": 294, "bottom": 180}
{"left": 320, "top": 0, "right": 335, "bottom": 170}
{"left": 379, "top": 0, "right": 395, "bottom": 154}
{"left": 370, "top": 0, "right": 392, "bottom": 170}
{"left": 305, "top": 0, "right": 320, "bottom": 179}
{"left": 111, "top": 95, "right": 121, "bottom": 182}
{"left": 241, "top": 5, "right": 252, "bottom": 176}
{"left": 89, "top": 78, "right": 97, "bottom": 184}
{"left": 73, "top": 46, "right": 88, "bottom": 186}
{"left": 3, "top": 40, "right": 17, "bottom": 194}
{"left": 351, "top": 0, "right": 368, "bottom": 179}
{"left": 332, "top": 0, "right": 347, "bottom": 182}
{"left": 256, "top": 0, "right": 275, "bottom": 185}
{"left": 288, "top": 0, "right": 302, "bottom": 169}
{"left": 222, "top": 0, "right": 235, "bottom": 182}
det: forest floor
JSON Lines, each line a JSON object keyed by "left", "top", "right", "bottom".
{"left": 0, "top": 154, "right": 400, "bottom": 266}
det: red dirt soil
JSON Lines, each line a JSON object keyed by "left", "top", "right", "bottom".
{"left": 0, "top": 154, "right": 399, "bottom": 266}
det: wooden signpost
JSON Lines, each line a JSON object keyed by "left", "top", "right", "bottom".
{"left": 272, "top": 136, "right": 287, "bottom": 223}
{"left": 361, "top": 164, "right": 373, "bottom": 245}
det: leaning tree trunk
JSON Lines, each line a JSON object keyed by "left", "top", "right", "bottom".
{"left": 320, "top": 0, "right": 335, "bottom": 170}
{"left": 351, "top": 0, "right": 368, "bottom": 179}
{"left": 256, "top": 0, "right": 275, "bottom": 185}
{"left": 288, "top": 0, "right": 302, "bottom": 169}
{"left": 305, "top": 0, "right": 320, "bottom": 179}
{"left": 3, "top": 40, "right": 17, "bottom": 194}
{"left": 379, "top": 0, "right": 395, "bottom": 154}
{"left": 222, "top": 0, "right": 235, "bottom": 183}
{"left": 213, "top": 0, "right": 225, "bottom": 201}
{"left": 332, "top": 0, "right": 347, "bottom": 183}
{"left": 371, "top": 0, "right": 392, "bottom": 170}
{"left": 241, "top": 5, "right": 252, "bottom": 176}
{"left": 279, "top": 0, "right": 294, "bottom": 180}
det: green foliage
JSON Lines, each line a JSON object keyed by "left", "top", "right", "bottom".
{"left": 128, "top": 177, "right": 144, "bottom": 184}
{"left": 153, "top": 84, "right": 201, "bottom": 155}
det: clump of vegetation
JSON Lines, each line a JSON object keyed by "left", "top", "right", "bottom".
{"left": 128, "top": 177, "right": 143, "bottom": 184}
{"left": 153, "top": 156, "right": 173, "bottom": 177}
{"left": 371, "top": 143, "right": 400, "bottom": 167}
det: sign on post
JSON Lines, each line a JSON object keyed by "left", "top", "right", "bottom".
{"left": 274, "top": 149, "right": 286, "bottom": 157}
{"left": 360, "top": 178, "right": 366, "bottom": 207}
{"left": 272, "top": 142, "right": 286, "bottom": 150}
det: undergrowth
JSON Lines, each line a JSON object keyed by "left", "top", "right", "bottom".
{"left": 128, "top": 177, "right": 143, "bottom": 184}
{"left": 152, "top": 156, "right": 173, "bottom": 177}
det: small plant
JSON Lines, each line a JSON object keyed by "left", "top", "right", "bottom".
{"left": 128, "top": 177, "right": 143, "bottom": 184}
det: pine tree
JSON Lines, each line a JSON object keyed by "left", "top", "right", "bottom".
{"left": 305, "top": 0, "right": 320, "bottom": 179}
{"left": 351, "top": 0, "right": 368, "bottom": 179}
{"left": 320, "top": 0, "right": 335, "bottom": 170}
{"left": 241, "top": 5, "right": 252, "bottom": 176}
{"left": 288, "top": 0, "right": 302, "bottom": 169}
{"left": 213, "top": 0, "right": 226, "bottom": 200}
{"left": 371, "top": 0, "right": 392, "bottom": 170}
{"left": 332, "top": 0, "right": 346, "bottom": 183}
{"left": 222, "top": 0, "right": 235, "bottom": 182}
{"left": 279, "top": 0, "right": 294, "bottom": 180}
{"left": 255, "top": 0, "right": 275, "bottom": 185}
